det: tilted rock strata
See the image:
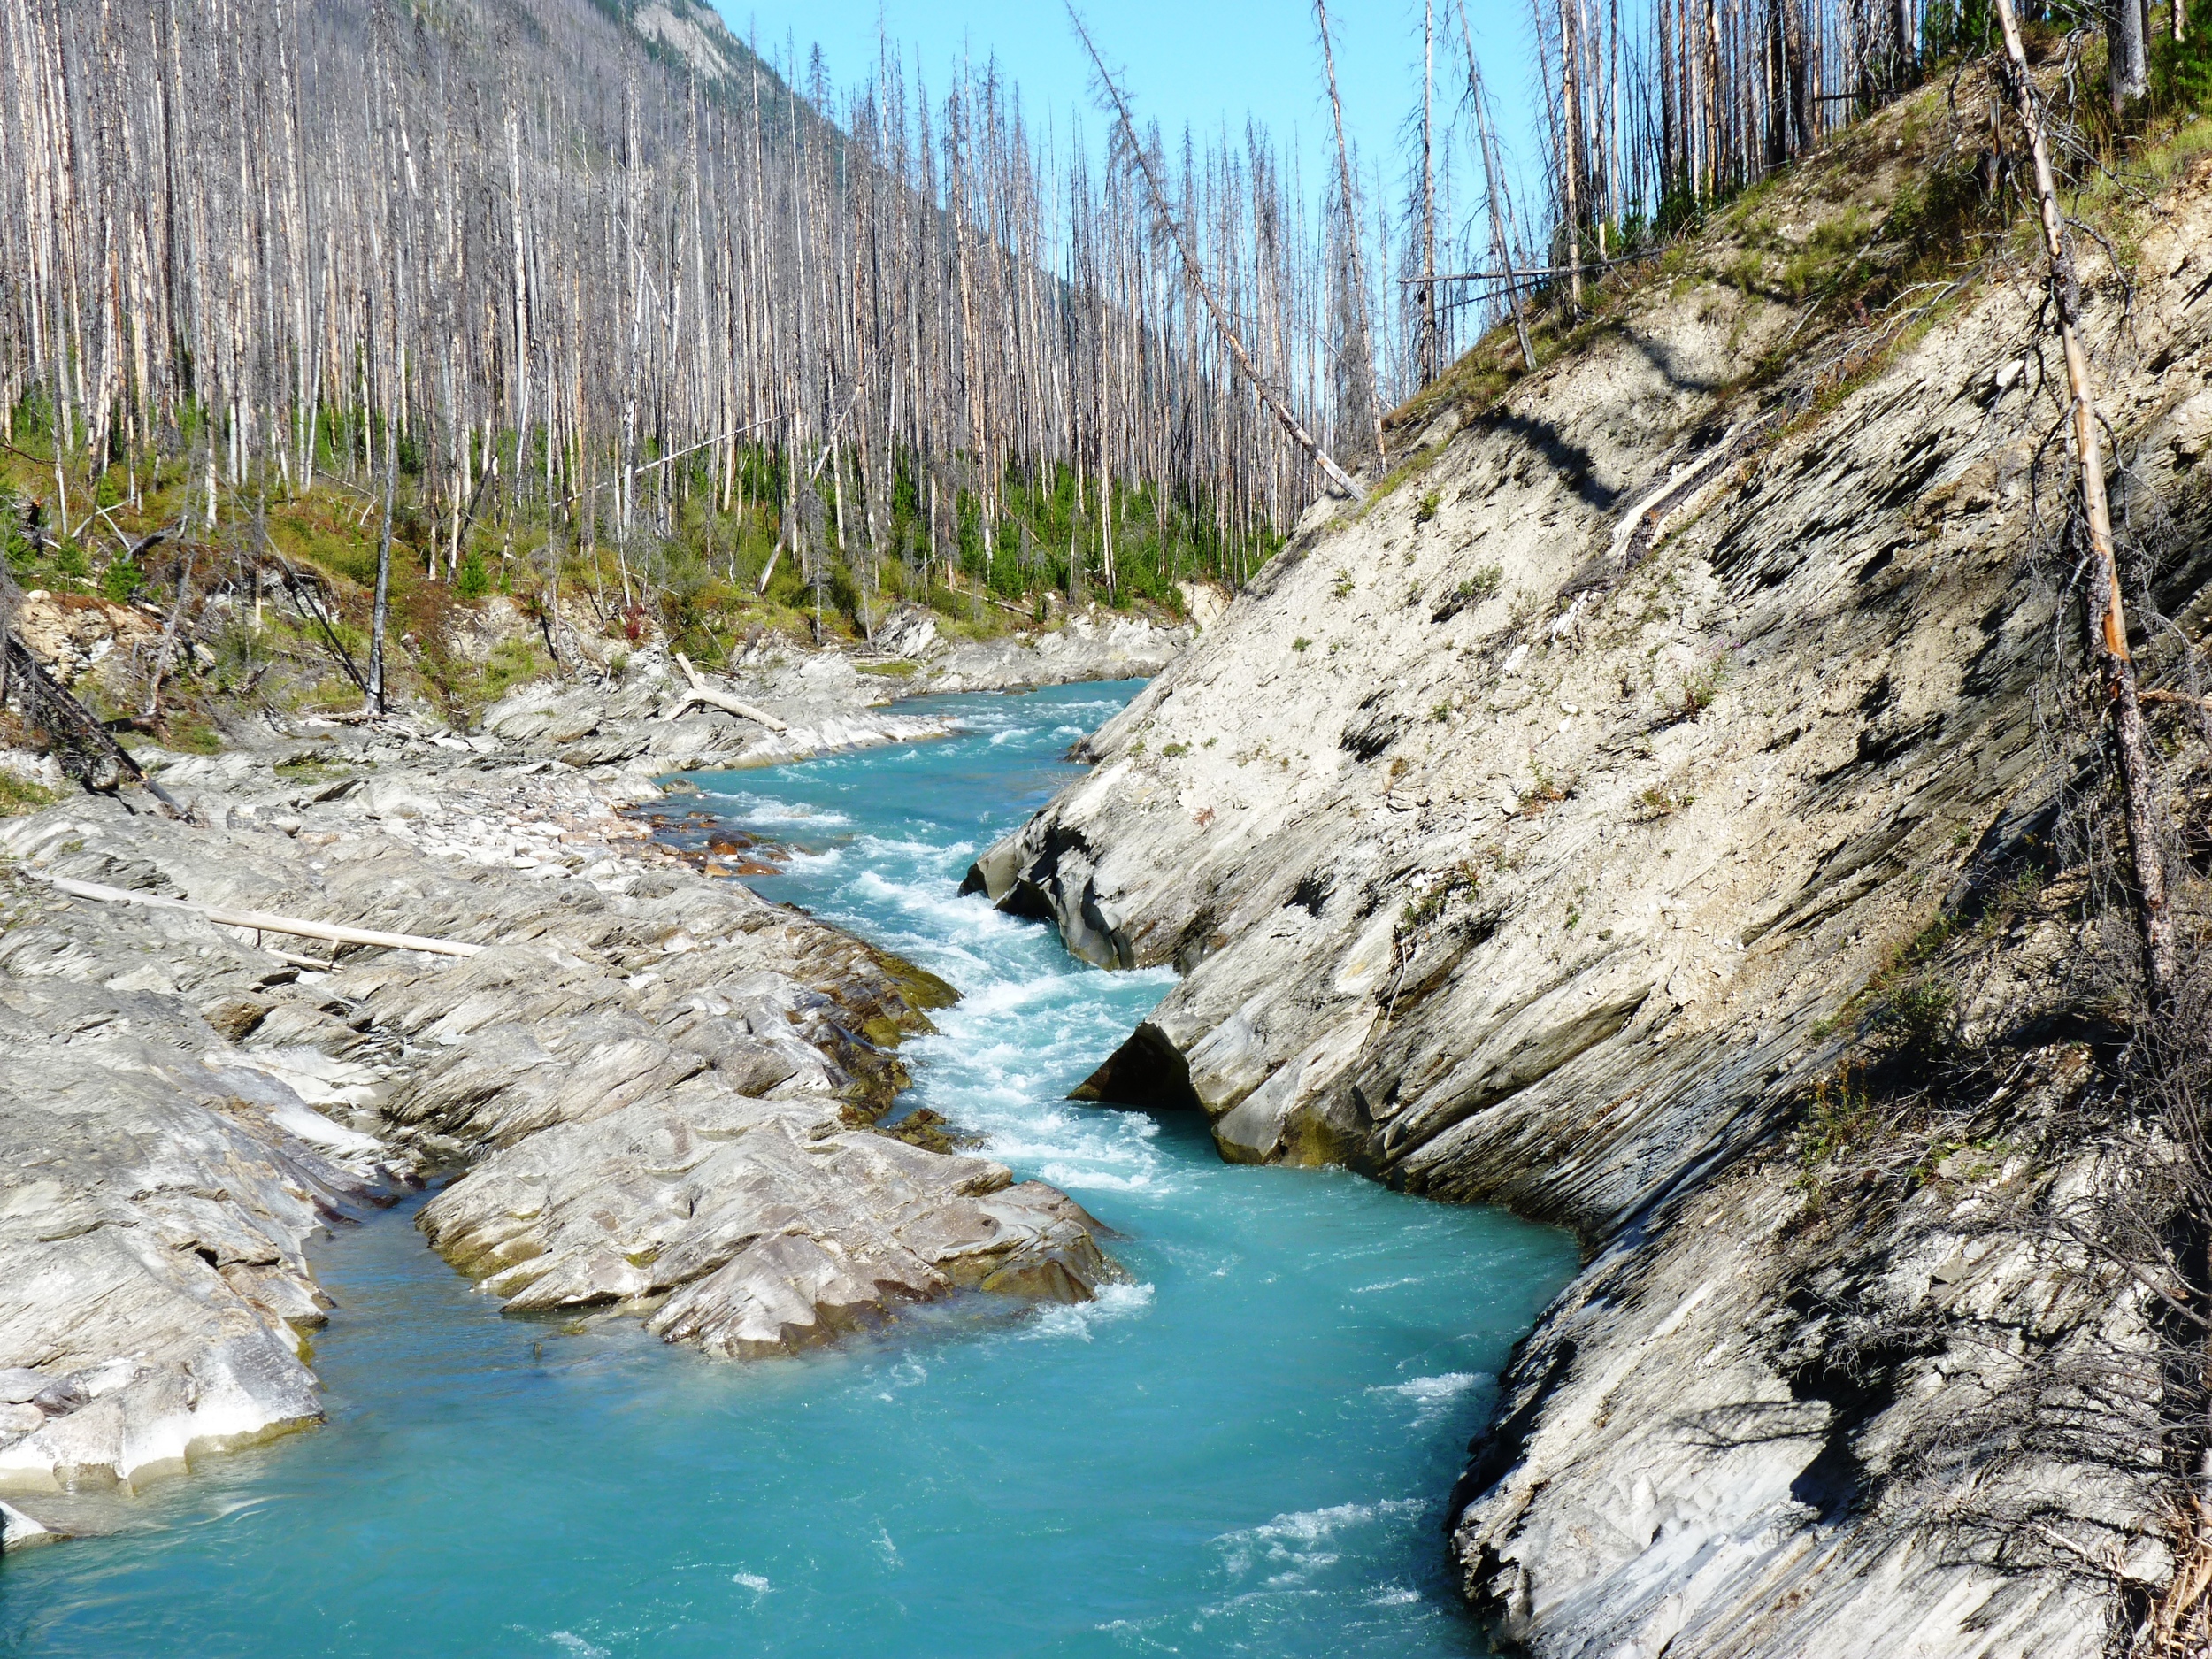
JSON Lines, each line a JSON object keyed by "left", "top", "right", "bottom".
{"left": 972, "top": 117, "right": 2212, "bottom": 1653}
{"left": 0, "top": 892, "right": 395, "bottom": 1506}
{"left": 1451, "top": 1043, "right": 2150, "bottom": 1659}
{"left": 423, "top": 1104, "right": 1110, "bottom": 1356}
{"left": 0, "top": 711, "right": 1115, "bottom": 1528}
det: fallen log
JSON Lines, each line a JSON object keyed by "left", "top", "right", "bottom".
{"left": 3, "top": 630, "right": 192, "bottom": 818}
{"left": 659, "top": 651, "right": 789, "bottom": 732}
{"left": 36, "top": 872, "right": 484, "bottom": 957}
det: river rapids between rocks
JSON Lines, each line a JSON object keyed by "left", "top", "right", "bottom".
{"left": 0, "top": 680, "right": 1575, "bottom": 1658}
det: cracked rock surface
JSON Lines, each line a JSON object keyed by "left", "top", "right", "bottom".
{"left": 0, "top": 693, "right": 1117, "bottom": 1539}
{"left": 969, "top": 111, "right": 2212, "bottom": 1655}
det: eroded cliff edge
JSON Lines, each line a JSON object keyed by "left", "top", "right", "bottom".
{"left": 970, "top": 102, "right": 2212, "bottom": 1654}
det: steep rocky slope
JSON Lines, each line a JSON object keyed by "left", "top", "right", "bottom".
{"left": 972, "top": 106, "right": 2212, "bottom": 1652}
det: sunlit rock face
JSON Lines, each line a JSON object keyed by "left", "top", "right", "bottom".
{"left": 974, "top": 96, "right": 2212, "bottom": 1658}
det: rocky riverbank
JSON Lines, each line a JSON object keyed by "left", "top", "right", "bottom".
{"left": 0, "top": 653, "right": 1128, "bottom": 1548}
{"left": 967, "top": 103, "right": 2212, "bottom": 1654}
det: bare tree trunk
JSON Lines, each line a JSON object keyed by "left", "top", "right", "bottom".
{"left": 2113, "top": 0, "right": 2148, "bottom": 109}
{"left": 139, "top": 541, "right": 193, "bottom": 722}
{"left": 1993, "top": 0, "right": 2175, "bottom": 1005}
{"left": 1459, "top": 7, "right": 1538, "bottom": 373}
{"left": 1560, "top": 0, "right": 1586, "bottom": 311}
{"left": 1315, "top": 0, "right": 1386, "bottom": 467}
{"left": 1069, "top": 4, "right": 1364, "bottom": 503}
{"left": 369, "top": 369, "right": 395, "bottom": 713}
{"left": 1418, "top": 0, "right": 1441, "bottom": 385}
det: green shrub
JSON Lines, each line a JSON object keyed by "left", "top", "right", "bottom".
{"left": 101, "top": 557, "right": 144, "bottom": 602}
{"left": 1880, "top": 979, "right": 1955, "bottom": 1058}
{"left": 455, "top": 548, "right": 492, "bottom": 599}
{"left": 0, "top": 772, "right": 58, "bottom": 816}
{"left": 2154, "top": 26, "right": 2212, "bottom": 111}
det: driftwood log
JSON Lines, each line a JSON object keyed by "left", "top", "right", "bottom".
{"left": 658, "top": 651, "right": 789, "bottom": 731}
{"left": 36, "top": 872, "right": 484, "bottom": 957}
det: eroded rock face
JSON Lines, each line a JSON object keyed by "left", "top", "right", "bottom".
{"left": 421, "top": 1096, "right": 1110, "bottom": 1356}
{"left": 0, "top": 898, "right": 393, "bottom": 1503}
{"left": 0, "top": 706, "right": 1115, "bottom": 1531}
{"left": 972, "top": 119, "right": 2212, "bottom": 1654}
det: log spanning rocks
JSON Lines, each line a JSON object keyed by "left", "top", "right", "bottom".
{"left": 967, "top": 110, "right": 2212, "bottom": 1657}
{"left": 0, "top": 697, "right": 1118, "bottom": 1539}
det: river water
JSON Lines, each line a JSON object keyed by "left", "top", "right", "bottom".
{"left": 0, "top": 680, "right": 1575, "bottom": 1658}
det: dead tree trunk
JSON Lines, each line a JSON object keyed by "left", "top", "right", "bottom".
{"left": 1459, "top": 8, "right": 1539, "bottom": 373}
{"left": 1315, "top": 0, "right": 1387, "bottom": 468}
{"left": 1560, "top": 0, "right": 1586, "bottom": 312}
{"left": 2112, "top": 0, "right": 2149, "bottom": 110}
{"left": 1993, "top": 0, "right": 2175, "bottom": 1005}
{"left": 139, "top": 543, "right": 195, "bottom": 722}
{"left": 1070, "top": 5, "right": 1365, "bottom": 503}
{"left": 1418, "top": 0, "right": 1441, "bottom": 385}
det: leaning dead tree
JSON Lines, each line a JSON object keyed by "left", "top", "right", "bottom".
{"left": 1315, "top": 0, "right": 1387, "bottom": 469}
{"left": 1991, "top": 0, "right": 2175, "bottom": 1006}
{"left": 1068, "top": 5, "right": 1366, "bottom": 503}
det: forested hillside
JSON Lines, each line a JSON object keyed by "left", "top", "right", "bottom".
{"left": 0, "top": 0, "right": 1343, "bottom": 652}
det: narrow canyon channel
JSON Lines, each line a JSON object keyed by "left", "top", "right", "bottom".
{"left": 0, "top": 681, "right": 1576, "bottom": 1658}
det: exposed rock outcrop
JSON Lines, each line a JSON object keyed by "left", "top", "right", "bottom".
{"left": 465, "top": 601, "right": 1191, "bottom": 792}
{"left": 972, "top": 111, "right": 2212, "bottom": 1653}
{"left": 0, "top": 695, "right": 1118, "bottom": 1534}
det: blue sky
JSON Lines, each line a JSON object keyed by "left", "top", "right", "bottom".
{"left": 711, "top": 0, "right": 1548, "bottom": 256}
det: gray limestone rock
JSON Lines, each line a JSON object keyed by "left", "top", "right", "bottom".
{"left": 0, "top": 689, "right": 1118, "bottom": 1511}
{"left": 970, "top": 107, "right": 2212, "bottom": 1658}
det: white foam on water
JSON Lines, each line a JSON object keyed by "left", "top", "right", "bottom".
{"left": 1019, "top": 1279, "right": 1155, "bottom": 1342}
{"left": 873, "top": 1357, "right": 929, "bottom": 1402}
{"left": 698, "top": 792, "right": 852, "bottom": 829}
{"left": 731, "top": 1572, "right": 772, "bottom": 1598}
{"left": 1367, "top": 1585, "right": 1422, "bottom": 1607}
{"left": 1375, "top": 1371, "right": 1493, "bottom": 1425}
{"left": 546, "top": 1634, "right": 607, "bottom": 1658}
{"left": 853, "top": 833, "right": 961, "bottom": 862}
{"left": 779, "top": 847, "right": 843, "bottom": 872}
{"left": 1033, "top": 1161, "right": 1171, "bottom": 1196}
{"left": 1214, "top": 1498, "right": 1426, "bottom": 1585}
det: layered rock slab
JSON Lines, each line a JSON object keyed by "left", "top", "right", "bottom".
{"left": 0, "top": 714, "right": 1115, "bottom": 1527}
{"left": 0, "top": 901, "right": 393, "bottom": 1504}
{"left": 970, "top": 106, "right": 2212, "bottom": 1655}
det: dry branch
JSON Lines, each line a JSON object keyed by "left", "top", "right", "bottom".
{"left": 36, "top": 872, "right": 484, "bottom": 957}
{"left": 659, "top": 651, "right": 789, "bottom": 730}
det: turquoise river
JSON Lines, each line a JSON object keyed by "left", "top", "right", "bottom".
{"left": 0, "top": 680, "right": 1577, "bottom": 1658}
